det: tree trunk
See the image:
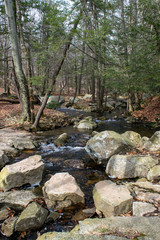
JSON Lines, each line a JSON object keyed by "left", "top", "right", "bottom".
{"left": 32, "top": 12, "right": 82, "bottom": 129}
{"left": 4, "top": 0, "right": 31, "bottom": 121}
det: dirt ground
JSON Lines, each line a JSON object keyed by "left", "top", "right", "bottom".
{"left": 0, "top": 101, "right": 70, "bottom": 129}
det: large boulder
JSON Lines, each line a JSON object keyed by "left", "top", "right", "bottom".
{"left": 0, "top": 129, "right": 37, "bottom": 151}
{"left": 0, "top": 190, "right": 39, "bottom": 210}
{"left": 41, "top": 95, "right": 65, "bottom": 105}
{"left": 93, "top": 180, "right": 132, "bottom": 217}
{"left": 106, "top": 155, "right": 158, "bottom": 179}
{"left": 72, "top": 216, "right": 160, "bottom": 240}
{"left": 85, "top": 131, "right": 134, "bottom": 165}
{"left": 43, "top": 172, "right": 85, "bottom": 210}
{"left": 0, "top": 155, "right": 44, "bottom": 191}
{"left": 15, "top": 202, "right": 48, "bottom": 231}
{"left": 143, "top": 131, "right": 160, "bottom": 151}
{"left": 37, "top": 232, "right": 126, "bottom": 240}
{"left": 121, "top": 131, "right": 143, "bottom": 148}
{"left": 0, "top": 150, "right": 9, "bottom": 169}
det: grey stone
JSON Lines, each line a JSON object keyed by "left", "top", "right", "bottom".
{"left": 0, "top": 190, "right": 39, "bottom": 210}
{"left": 135, "top": 190, "right": 160, "bottom": 204}
{"left": 0, "top": 128, "right": 37, "bottom": 151}
{"left": 0, "top": 150, "right": 9, "bottom": 169}
{"left": 93, "top": 180, "right": 133, "bottom": 217}
{"left": 75, "top": 117, "right": 97, "bottom": 130}
{"left": 37, "top": 232, "right": 127, "bottom": 240}
{"left": 54, "top": 133, "right": 69, "bottom": 147}
{"left": 15, "top": 202, "right": 48, "bottom": 231}
{"left": 121, "top": 131, "right": 143, "bottom": 147}
{"left": 0, "top": 142, "right": 18, "bottom": 158}
{"left": 133, "top": 202, "right": 156, "bottom": 216}
{"left": 147, "top": 165, "right": 160, "bottom": 181}
{"left": 143, "top": 131, "right": 160, "bottom": 151}
{"left": 46, "top": 211, "right": 60, "bottom": 223}
{"left": 0, "top": 155, "right": 44, "bottom": 191}
{"left": 1, "top": 216, "right": 18, "bottom": 237}
{"left": 85, "top": 131, "right": 134, "bottom": 165}
{"left": 72, "top": 216, "right": 160, "bottom": 240}
{"left": 106, "top": 155, "right": 158, "bottom": 179}
{"left": 43, "top": 172, "right": 84, "bottom": 210}
{"left": 0, "top": 208, "right": 10, "bottom": 220}
{"left": 131, "top": 181, "right": 160, "bottom": 193}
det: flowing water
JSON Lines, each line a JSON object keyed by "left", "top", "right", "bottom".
{"left": 0, "top": 109, "right": 158, "bottom": 240}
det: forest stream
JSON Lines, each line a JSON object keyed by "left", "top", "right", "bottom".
{"left": 0, "top": 109, "right": 158, "bottom": 240}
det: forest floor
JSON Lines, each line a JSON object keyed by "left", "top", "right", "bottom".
{"left": 0, "top": 92, "right": 160, "bottom": 129}
{"left": 132, "top": 95, "right": 160, "bottom": 123}
{"left": 0, "top": 102, "right": 71, "bottom": 130}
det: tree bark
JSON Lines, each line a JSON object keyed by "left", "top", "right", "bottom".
{"left": 4, "top": 0, "right": 31, "bottom": 121}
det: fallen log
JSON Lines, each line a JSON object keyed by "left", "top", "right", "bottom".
{"left": 0, "top": 98, "right": 19, "bottom": 104}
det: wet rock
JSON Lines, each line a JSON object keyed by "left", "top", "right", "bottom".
{"left": 54, "top": 133, "right": 69, "bottom": 147}
{"left": 0, "top": 155, "right": 44, "bottom": 191}
{"left": 0, "top": 150, "right": 9, "bottom": 169}
{"left": 15, "top": 202, "right": 48, "bottom": 231}
{"left": 121, "top": 131, "right": 143, "bottom": 147}
{"left": 43, "top": 172, "right": 85, "bottom": 210}
{"left": 93, "top": 180, "right": 132, "bottom": 217}
{"left": 85, "top": 131, "right": 134, "bottom": 165}
{"left": 143, "top": 131, "right": 160, "bottom": 151}
{"left": 46, "top": 211, "right": 60, "bottom": 223}
{"left": 133, "top": 202, "right": 156, "bottom": 216}
{"left": 1, "top": 216, "right": 18, "bottom": 237}
{"left": 0, "top": 190, "right": 39, "bottom": 210}
{"left": 0, "top": 208, "right": 10, "bottom": 221}
{"left": 147, "top": 165, "right": 160, "bottom": 181}
{"left": 72, "top": 216, "right": 160, "bottom": 240}
{"left": 106, "top": 155, "right": 158, "bottom": 179}
{"left": 75, "top": 117, "right": 97, "bottom": 130}
{"left": 37, "top": 232, "right": 127, "bottom": 240}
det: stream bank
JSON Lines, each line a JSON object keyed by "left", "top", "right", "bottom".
{"left": 0, "top": 109, "right": 159, "bottom": 240}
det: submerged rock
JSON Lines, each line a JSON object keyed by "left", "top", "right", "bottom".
{"left": 93, "top": 180, "right": 132, "bottom": 217}
{"left": 15, "top": 202, "right": 48, "bottom": 231}
{"left": 85, "top": 131, "right": 134, "bottom": 165}
{"left": 106, "top": 155, "right": 158, "bottom": 179}
{"left": 43, "top": 172, "right": 85, "bottom": 210}
{"left": 0, "top": 155, "right": 44, "bottom": 191}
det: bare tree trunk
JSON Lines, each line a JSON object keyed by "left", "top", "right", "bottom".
{"left": 4, "top": 0, "right": 31, "bottom": 121}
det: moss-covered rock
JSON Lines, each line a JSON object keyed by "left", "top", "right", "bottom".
{"left": 15, "top": 202, "right": 48, "bottom": 231}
